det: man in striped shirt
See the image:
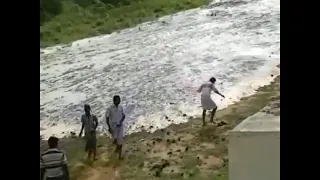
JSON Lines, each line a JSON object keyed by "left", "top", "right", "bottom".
{"left": 40, "top": 136, "right": 70, "bottom": 180}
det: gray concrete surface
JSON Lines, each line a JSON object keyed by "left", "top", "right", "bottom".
{"left": 228, "top": 112, "right": 280, "bottom": 180}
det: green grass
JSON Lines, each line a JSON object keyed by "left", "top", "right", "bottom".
{"left": 40, "top": 0, "right": 211, "bottom": 47}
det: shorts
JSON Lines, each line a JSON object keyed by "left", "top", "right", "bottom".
{"left": 85, "top": 133, "right": 97, "bottom": 152}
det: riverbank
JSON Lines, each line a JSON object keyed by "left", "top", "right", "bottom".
{"left": 40, "top": 74, "right": 280, "bottom": 180}
{"left": 40, "top": 0, "right": 211, "bottom": 47}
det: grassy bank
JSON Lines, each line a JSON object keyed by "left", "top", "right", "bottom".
{"left": 40, "top": 75, "right": 280, "bottom": 180}
{"left": 40, "top": 0, "right": 211, "bottom": 47}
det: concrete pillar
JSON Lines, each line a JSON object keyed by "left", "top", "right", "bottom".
{"left": 228, "top": 113, "right": 280, "bottom": 180}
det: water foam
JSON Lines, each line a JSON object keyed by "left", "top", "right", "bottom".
{"left": 40, "top": 0, "right": 280, "bottom": 139}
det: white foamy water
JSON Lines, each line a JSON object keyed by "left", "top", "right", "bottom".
{"left": 40, "top": 0, "right": 280, "bottom": 139}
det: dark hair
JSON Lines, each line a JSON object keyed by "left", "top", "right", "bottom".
{"left": 48, "top": 136, "right": 59, "bottom": 148}
{"left": 113, "top": 95, "right": 120, "bottom": 101}
{"left": 84, "top": 104, "right": 91, "bottom": 110}
{"left": 209, "top": 77, "right": 216, "bottom": 83}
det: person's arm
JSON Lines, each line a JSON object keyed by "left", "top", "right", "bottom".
{"left": 93, "top": 115, "right": 99, "bottom": 130}
{"left": 197, "top": 84, "right": 203, "bottom": 93}
{"left": 79, "top": 116, "right": 85, "bottom": 137}
{"left": 105, "top": 108, "right": 112, "bottom": 133}
{"left": 40, "top": 157, "right": 45, "bottom": 180}
{"left": 212, "top": 85, "right": 225, "bottom": 98}
{"left": 61, "top": 153, "right": 70, "bottom": 180}
{"left": 119, "top": 106, "right": 126, "bottom": 126}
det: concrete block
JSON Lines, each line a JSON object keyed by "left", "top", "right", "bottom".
{"left": 228, "top": 113, "right": 280, "bottom": 180}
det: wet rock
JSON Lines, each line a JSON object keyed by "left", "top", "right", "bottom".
{"left": 155, "top": 169, "right": 161, "bottom": 177}
{"left": 155, "top": 137, "right": 162, "bottom": 142}
{"left": 185, "top": 146, "right": 189, "bottom": 152}
{"left": 217, "top": 121, "right": 228, "bottom": 127}
{"left": 139, "top": 163, "right": 144, "bottom": 168}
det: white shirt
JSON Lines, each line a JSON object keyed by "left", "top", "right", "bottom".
{"left": 198, "top": 82, "right": 218, "bottom": 97}
{"left": 106, "top": 105, "right": 125, "bottom": 128}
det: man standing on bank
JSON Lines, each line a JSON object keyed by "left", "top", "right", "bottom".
{"left": 197, "top": 77, "right": 225, "bottom": 126}
{"left": 79, "top": 104, "right": 99, "bottom": 160}
{"left": 40, "top": 136, "right": 70, "bottom": 180}
{"left": 106, "top": 95, "right": 126, "bottom": 160}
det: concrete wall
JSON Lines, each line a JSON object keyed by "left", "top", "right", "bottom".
{"left": 228, "top": 113, "right": 280, "bottom": 180}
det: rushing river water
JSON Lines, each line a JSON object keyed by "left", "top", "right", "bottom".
{"left": 40, "top": 0, "right": 280, "bottom": 139}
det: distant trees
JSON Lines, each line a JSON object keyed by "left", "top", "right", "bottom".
{"left": 40, "top": 0, "right": 63, "bottom": 25}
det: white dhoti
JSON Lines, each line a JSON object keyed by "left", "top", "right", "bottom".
{"left": 201, "top": 94, "right": 217, "bottom": 110}
{"left": 112, "top": 125, "right": 124, "bottom": 145}
{"left": 198, "top": 82, "right": 218, "bottom": 110}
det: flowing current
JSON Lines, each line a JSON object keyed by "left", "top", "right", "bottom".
{"left": 40, "top": 0, "right": 280, "bottom": 139}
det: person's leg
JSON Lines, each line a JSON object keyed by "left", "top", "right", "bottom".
{"left": 118, "top": 144, "right": 123, "bottom": 160}
{"left": 202, "top": 109, "right": 207, "bottom": 126}
{"left": 117, "top": 126, "right": 124, "bottom": 160}
{"left": 93, "top": 135, "right": 97, "bottom": 160}
{"left": 210, "top": 107, "right": 217, "bottom": 122}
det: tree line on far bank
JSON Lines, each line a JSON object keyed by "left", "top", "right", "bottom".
{"left": 40, "top": 0, "right": 135, "bottom": 26}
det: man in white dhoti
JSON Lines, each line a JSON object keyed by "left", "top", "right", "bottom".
{"left": 106, "top": 95, "right": 126, "bottom": 160}
{"left": 197, "top": 77, "right": 225, "bottom": 126}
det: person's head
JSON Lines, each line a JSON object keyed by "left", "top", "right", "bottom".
{"left": 113, "top": 95, "right": 121, "bottom": 106}
{"left": 209, "top": 77, "right": 216, "bottom": 84}
{"left": 84, "top": 104, "right": 91, "bottom": 115}
{"left": 48, "top": 136, "right": 59, "bottom": 149}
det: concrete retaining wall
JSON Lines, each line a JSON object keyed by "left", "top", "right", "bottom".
{"left": 228, "top": 113, "right": 280, "bottom": 180}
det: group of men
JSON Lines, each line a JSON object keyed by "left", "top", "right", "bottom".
{"left": 40, "top": 77, "right": 225, "bottom": 180}
{"left": 41, "top": 95, "right": 126, "bottom": 180}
